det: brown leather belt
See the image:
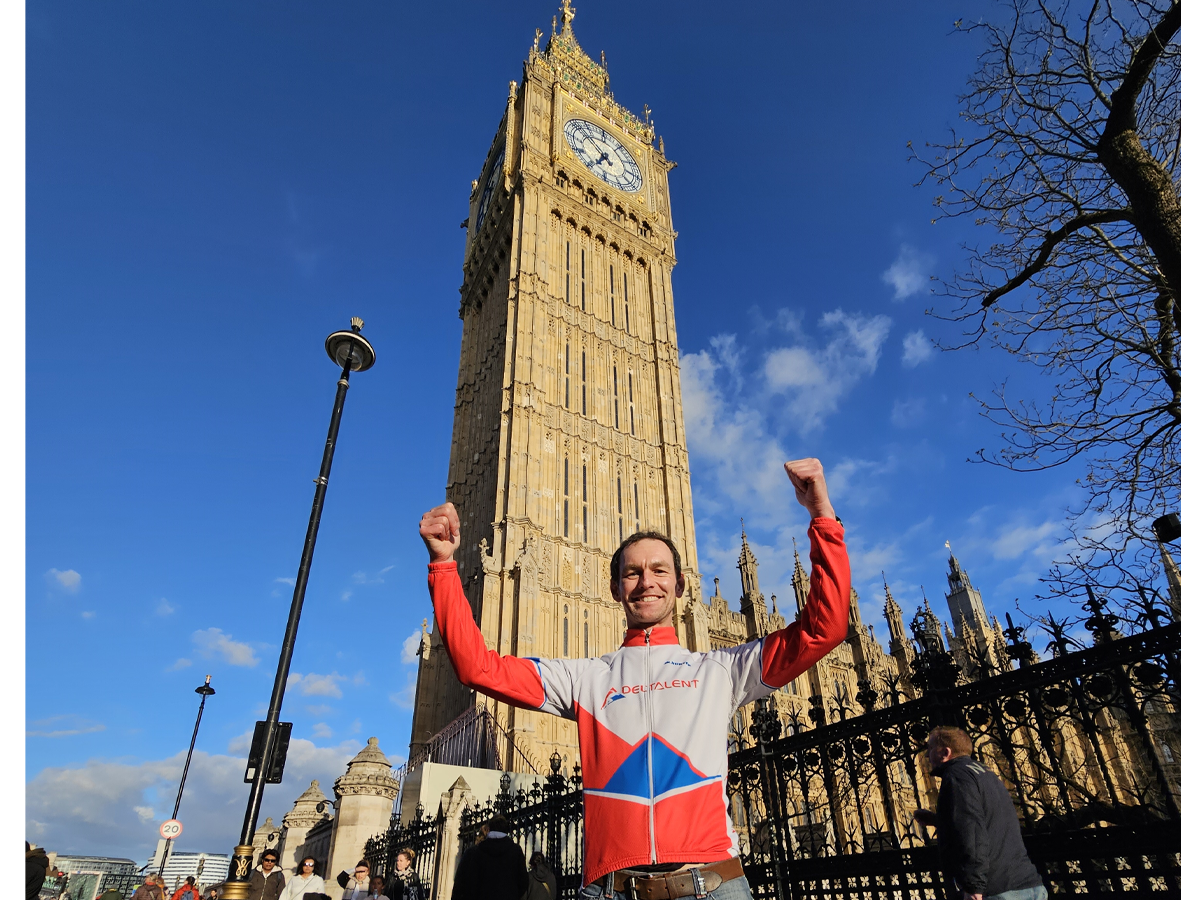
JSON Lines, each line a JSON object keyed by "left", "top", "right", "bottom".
{"left": 609, "top": 858, "right": 744, "bottom": 899}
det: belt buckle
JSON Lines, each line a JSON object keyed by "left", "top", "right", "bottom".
{"left": 691, "top": 868, "right": 709, "bottom": 899}
{"left": 625, "top": 875, "right": 643, "bottom": 900}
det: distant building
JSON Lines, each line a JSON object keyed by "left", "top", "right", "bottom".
{"left": 48, "top": 856, "right": 139, "bottom": 900}
{"left": 141, "top": 849, "right": 231, "bottom": 892}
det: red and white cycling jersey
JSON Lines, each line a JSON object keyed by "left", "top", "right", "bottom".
{"left": 428, "top": 518, "right": 850, "bottom": 887}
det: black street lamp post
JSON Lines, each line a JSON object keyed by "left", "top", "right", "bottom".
{"left": 157, "top": 674, "right": 217, "bottom": 878}
{"left": 222, "top": 320, "right": 376, "bottom": 899}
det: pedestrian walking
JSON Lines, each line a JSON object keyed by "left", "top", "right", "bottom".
{"left": 171, "top": 876, "right": 200, "bottom": 900}
{"left": 281, "top": 857, "right": 327, "bottom": 900}
{"left": 382, "top": 849, "right": 424, "bottom": 900}
{"left": 335, "top": 861, "right": 372, "bottom": 900}
{"left": 132, "top": 875, "right": 164, "bottom": 900}
{"left": 525, "top": 852, "right": 556, "bottom": 900}
{"left": 449, "top": 815, "right": 528, "bottom": 900}
{"left": 249, "top": 851, "right": 285, "bottom": 900}
{"left": 26, "top": 842, "right": 53, "bottom": 900}
{"left": 914, "top": 726, "right": 1047, "bottom": 900}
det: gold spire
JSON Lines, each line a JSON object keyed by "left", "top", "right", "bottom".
{"left": 561, "top": 0, "right": 576, "bottom": 33}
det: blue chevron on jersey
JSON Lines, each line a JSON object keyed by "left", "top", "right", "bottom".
{"left": 597, "top": 734, "right": 713, "bottom": 800}
{"left": 650, "top": 734, "right": 713, "bottom": 794}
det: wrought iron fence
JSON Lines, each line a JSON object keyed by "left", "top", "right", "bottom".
{"left": 458, "top": 751, "right": 586, "bottom": 899}
{"left": 728, "top": 607, "right": 1180, "bottom": 897}
{"left": 367, "top": 592, "right": 1179, "bottom": 898}
{"left": 363, "top": 806, "right": 441, "bottom": 898}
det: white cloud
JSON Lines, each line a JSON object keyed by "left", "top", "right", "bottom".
{"left": 274, "top": 577, "right": 296, "bottom": 587}
{"left": 155, "top": 599, "right": 176, "bottom": 616}
{"left": 80, "top": 611, "right": 96, "bottom": 620}
{"left": 27, "top": 715, "right": 106, "bottom": 738}
{"left": 311, "top": 722, "right": 333, "bottom": 739}
{"left": 762, "top": 311, "right": 891, "bottom": 430}
{"left": 890, "top": 397, "right": 927, "bottom": 427}
{"left": 388, "top": 671, "right": 419, "bottom": 711}
{"left": 167, "top": 658, "right": 192, "bottom": 672}
{"left": 991, "top": 519, "right": 1061, "bottom": 561}
{"left": 46, "top": 568, "right": 81, "bottom": 593}
{"left": 26, "top": 739, "right": 359, "bottom": 860}
{"left": 305, "top": 704, "right": 333, "bottom": 717}
{"left": 340, "top": 589, "right": 353, "bottom": 602}
{"left": 680, "top": 312, "right": 889, "bottom": 534}
{"left": 881, "top": 244, "right": 933, "bottom": 300}
{"left": 350, "top": 565, "right": 394, "bottom": 586}
{"left": 286, "top": 671, "right": 347, "bottom": 698}
{"left": 901, "top": 330, "right": 933, "bottom": 367}
{"left": 192, "top": 628, "right": 259, "bottom": 667}
{"left": 401, "top": 629, "right": 422, "bottom": 662}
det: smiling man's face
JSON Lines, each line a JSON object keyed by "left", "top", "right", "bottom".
{"left": 611, "top": 538, "right": 684, "bottom": 629}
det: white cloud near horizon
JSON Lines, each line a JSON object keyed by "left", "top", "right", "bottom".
{"left": 46, "top": 568, "right": 82, "bottom": 593}
{"left": 192, "top": 628, "right": 259, "bottom": 667}
{"left": 882, "top": 244, "right": 933, "bottom": 300}
{"left": 901, "top": 329, "right": 934, "bottom": 367}
{"left": 26, "top": 739, "right": 360, "bottom": 861}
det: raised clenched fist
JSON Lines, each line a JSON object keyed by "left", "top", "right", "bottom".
{"left": 784, "top": 458, "right": 837, "bottom": 521}
{"left": 419, "top": 502, "right": 461, "bottom": 564}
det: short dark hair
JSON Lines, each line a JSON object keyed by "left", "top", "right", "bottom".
{"left": 609, "top": 531, "right": 682, "bottom": 584}
{"left": 355, "top": 860, "right": 371, "bottom": 871}
{"left": 261, "top": 851, "right": 279, "bottom": 862}
{"left": 487, "top": 814, "right": 510, "bottom": 833}
{"left": 928, "top": 726, "right": 973, "bottom": 758}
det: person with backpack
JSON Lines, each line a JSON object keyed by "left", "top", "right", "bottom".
{"left": 171, "top": 876, "right": 201, "bottom": 900}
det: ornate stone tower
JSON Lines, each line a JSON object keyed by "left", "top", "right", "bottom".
{"left": 409, "top": 0, "right": 702, "bottom": 772}
{"left": 943, "top": 547, "right": 989, "bottom": 637}
{"left": 279, "top": 780, "right": 334, "bottom": 869}
{"left": 328, "top": 738, "right": 400, "bottom": 878}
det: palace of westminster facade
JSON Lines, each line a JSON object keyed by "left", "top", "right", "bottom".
{"left": 259, "top": 2, "right": 1147, "bottom": 880}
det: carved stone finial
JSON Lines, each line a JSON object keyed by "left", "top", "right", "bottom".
{"left": 561, "top": 0, "right": 575, "bottom": 31}
{"left": 533, "top": 27, "right": 543, "bottom": 52}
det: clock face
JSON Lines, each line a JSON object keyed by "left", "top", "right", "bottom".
{"left": 476, "top": 150, "right": 505, "bottom": 231}
{"left": 563, "top": 119, "right": 643, "bottom": 193}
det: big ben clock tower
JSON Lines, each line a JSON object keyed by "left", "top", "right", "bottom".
{"left": 408, "top": 0, "right": 707, "bottom": 773}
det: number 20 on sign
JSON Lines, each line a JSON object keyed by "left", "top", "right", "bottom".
{"left": 159, "top": 819, "right": 183, "bottom": 840}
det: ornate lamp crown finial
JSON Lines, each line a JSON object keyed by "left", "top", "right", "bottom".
{"left": 350, "top": 317, "right": 364, "bottom": 333}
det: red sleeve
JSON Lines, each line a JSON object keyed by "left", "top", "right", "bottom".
{"left": 427, "top": 561, "right": 547, "bottom": 709}
{"left": 759, "top": 517, "right": 851, "bottom": 688}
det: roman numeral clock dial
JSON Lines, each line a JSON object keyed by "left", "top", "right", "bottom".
{"left": 563, "top": 118, "right": 643, "bottom": 193}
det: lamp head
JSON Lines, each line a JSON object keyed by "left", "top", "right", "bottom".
{"left": 326, "top": 317, "right": 376, "bottom": 372}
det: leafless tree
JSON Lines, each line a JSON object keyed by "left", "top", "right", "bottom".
{"left": 913, "top": 0, "right": 1180, "bottom": 606}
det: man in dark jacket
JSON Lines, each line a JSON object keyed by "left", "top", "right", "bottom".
{"left": 915, "top": 727, "right": 1046, "bottom": 900}
{"left": 249, "top": 850, "right": 286, "bottom": 900}
{"left": 450, "top": 815, "right": 528, "bottom": 900}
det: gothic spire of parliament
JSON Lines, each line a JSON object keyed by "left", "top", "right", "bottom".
{"left": 405, "top": 1, "right": 1012, "bottom": 773}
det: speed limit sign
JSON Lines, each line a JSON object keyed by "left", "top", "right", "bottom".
{"left": 159, "top": 819, "right": 184, "bottom": 840}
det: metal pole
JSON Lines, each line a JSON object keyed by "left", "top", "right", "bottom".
{"left": 159, "top": 675, "right": 216, "bottom": 878}
{"left": 224, "top": 319, "right": 374, "bottom": 899}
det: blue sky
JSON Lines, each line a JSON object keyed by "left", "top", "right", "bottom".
{"left": 25, "top": 0, "right": 1099, "bottom": 863}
